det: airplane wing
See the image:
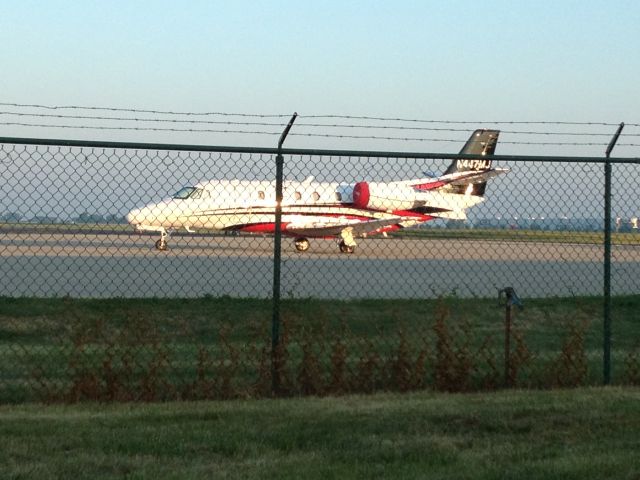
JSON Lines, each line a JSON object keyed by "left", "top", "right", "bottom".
{"left": 285, "top": 216, "right": 412, "bottom": 238}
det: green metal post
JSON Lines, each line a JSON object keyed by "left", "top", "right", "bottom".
{"left": 271, "top": 113, "right": 297, "bottom": 395}
{"left": 271, "top": 151, "right": 284, "bottom": 393}
{"left": 603, "top": 158, "right": 612, "bottom": 384}
{"left": 603, "top": 122, "right": 624, "bottom": 385}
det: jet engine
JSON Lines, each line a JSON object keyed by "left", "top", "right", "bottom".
{"left": 350, "top": 181, "right": 421, "bottom": 211}
{"left": 352, "top": 182, "right": 370, "bottom": 209}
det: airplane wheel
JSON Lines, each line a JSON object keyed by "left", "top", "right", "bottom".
{"left": 155, "top": 239, "right": 168, "bottom": 251}
{"left": 294, "top": 237, "right": 310, "bottom": 252}
{"left": 339, "top": 241, "right": 355, "bottom": 254}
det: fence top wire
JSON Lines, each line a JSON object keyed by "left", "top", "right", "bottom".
{"left": 0, "top": 102, "right": 292, "bottom": 118}
{"left": 3, "top": 111, "right": 640, "bottom": 138}
{"left": 2, "top": 102, "right": 639, "bottom": 148}
{"left": 1, "top": 135, "right": 639, "bottom": 164}
{"left": 3, "top": 102, "right": 639, "bottom": 127}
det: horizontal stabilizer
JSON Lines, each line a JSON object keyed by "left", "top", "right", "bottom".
{"left": 449, "top": 168, "right": 510, "bottom": 186}
{"left": 411, "top": 167, "right": 509, "bottom": 191}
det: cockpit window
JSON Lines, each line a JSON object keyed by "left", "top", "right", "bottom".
{"left": 190, "top": 188, "right": 205, "bottom": 200}
{"left": 173, "top": 187, "right": 196, "bottom": 199}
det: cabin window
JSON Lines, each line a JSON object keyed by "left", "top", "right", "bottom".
{"left": 312, "top": 191, "right": 320, "bottom": 202}
{"left": 294, "top": 191, "right": 302, "bottom": 201}
{"left": 335, "top": 192, "right": 342, "bottom": 201}
{"left": 258, "top": 191, "right": 265, "bottom": 200}
{"left": 190, "top": 188, "right": 205, "bottom": 199}
{"left": 173, "top": 187, "right": 196, "bottom": 199}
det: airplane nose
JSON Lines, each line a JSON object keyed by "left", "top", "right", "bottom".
{"left": 126, "top": 208, "right": 141, "bottom": 225}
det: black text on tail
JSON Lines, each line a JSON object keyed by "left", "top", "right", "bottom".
{"left": 444, "top": 129, "right": 500, "bottom": 196}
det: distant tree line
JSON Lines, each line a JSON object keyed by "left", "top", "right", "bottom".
{"left": 73, "top": 212, "right": 126, "bottom": 224}
{"left": 474, "top": 217, "right": 638, "bottom": 232}
{"left": 0, "top": 212, "right": 127, "bottom": 224}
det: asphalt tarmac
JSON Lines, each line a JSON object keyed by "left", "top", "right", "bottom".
{"left": 0, "top": 232, "right": 638, "bottom": 299}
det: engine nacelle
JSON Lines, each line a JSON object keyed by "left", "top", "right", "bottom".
{"left": 352, "top": 182, "right": 370, "bottom": 209}
{"left": 351, "top": 181, "right": 420, "bottom": 211}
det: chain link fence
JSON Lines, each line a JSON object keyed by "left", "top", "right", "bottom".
{"left": 1, "top": 136, "right": 639, "bottom": 402}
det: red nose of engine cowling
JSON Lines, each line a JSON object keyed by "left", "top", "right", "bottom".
{"left": 352, "top": 181, "right": 370, "bottom": 209}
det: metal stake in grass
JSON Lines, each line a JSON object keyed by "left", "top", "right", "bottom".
{"left": 499, "top": 287, "right": 524, "bottom": 387}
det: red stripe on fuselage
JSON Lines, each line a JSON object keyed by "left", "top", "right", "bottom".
{"left": 237, "top": 223, "right": 287, "bottom": 233}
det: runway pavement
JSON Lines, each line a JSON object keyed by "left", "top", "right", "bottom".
{"left": 0, "top": 232, "right": 638, "bottom": 298}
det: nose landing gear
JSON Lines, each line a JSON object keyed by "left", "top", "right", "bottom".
{"left": 154, "top": 228, "right": 169, "bottom": 251}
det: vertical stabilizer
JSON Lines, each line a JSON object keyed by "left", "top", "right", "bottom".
{"left": 443, "top": 129, "right": 500, "bottom": 196}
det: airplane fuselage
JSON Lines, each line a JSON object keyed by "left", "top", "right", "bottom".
{"left": 126, "top": 178, "right": 483, "bottom": 236}
{"left": 125, "top": 129, "right": 506, "bottom": 253}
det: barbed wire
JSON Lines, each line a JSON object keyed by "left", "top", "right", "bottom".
{"left": 299, "top": 115, "right": 640, "bottom": 128}
{"left": 293, "top": 124, "right": 639, "bottom": 137}
{"left": 0, "top": 102, "right": 291, "bottom": 118}
{"left": 2, "top": 102, "right": 638, "bottom": 128}
{"left": 0, "top": 102, "right": 638, "bottom": 149}
{"left": 2, "top": 111, "right": 639, "bottom": 137}
{"left": 1, "top": 121, "right": 639, "bottom": 147}
{"left": 289, "top": 131, "right": 639, "bottom": 147}
{"left": 0, "top": 111, "right": 288, "bottom": 128}
{"left": 0, "top": 121, "right": 282, "bottom": 137}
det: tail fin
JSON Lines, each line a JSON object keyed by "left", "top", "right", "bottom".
{"left": 444, "top": 129, "right": 500, "bottom": 196}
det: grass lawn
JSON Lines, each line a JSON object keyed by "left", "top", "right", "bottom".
{"left": 1, "top": 296, "right": 639, "bottom": 403}
{"left": 1, "top": 387, "right": 639, "bottom": 479}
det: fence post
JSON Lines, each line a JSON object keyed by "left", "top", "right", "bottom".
{"left": 499, "top": 287, "right": 523, "bottom": 388}
{"left": 603, "top": 122, "right": 624, "bottom": 385}
{"left": 271, "top": 113, "right": 297, "bottom": 395}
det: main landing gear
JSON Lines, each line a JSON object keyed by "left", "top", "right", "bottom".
{"left": 338, "top": 241, "right": 355, "bottom": 254}
{"left": 338, "top": 227, "right": 357, "bottom": 254}
{"left": 292, "top": 236, "right": 356, "bottom": 254}
{"left": 294, "top": 237, "right": 310, "bottom": 252}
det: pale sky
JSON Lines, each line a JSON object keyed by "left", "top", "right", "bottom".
{"left": 0, "top": 0, "right": 639, "bottom": 155}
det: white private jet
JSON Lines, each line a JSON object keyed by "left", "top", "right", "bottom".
{"left": 126, "top": 129, "right": 508, "bottom": 253}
